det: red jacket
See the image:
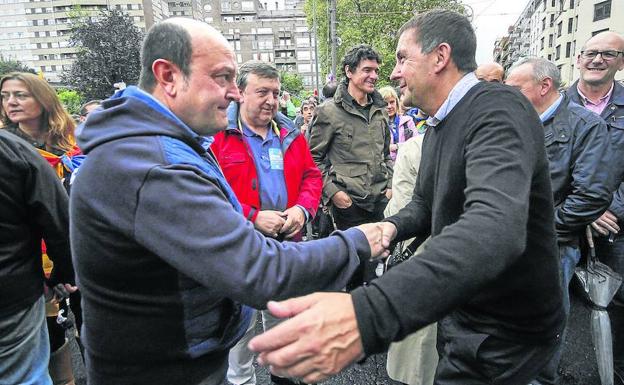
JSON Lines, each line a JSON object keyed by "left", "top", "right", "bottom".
{"left": 211, "top": 109, "right": 322, "bottom": 224}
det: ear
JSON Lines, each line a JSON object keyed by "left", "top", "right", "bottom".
{"left": 575, "top": 54, "right": 582, "bottom": 69}
{"left": 540, "top": 77, "right": 554, "bottom": 96}
{"left": 431, "top": 43, "right": 452, "bottom": 74}
{"left": 152, "top": 59, "right": 182, "bottom": 97}
{"left": 344, "top": 64, "right": 353, "bottom": 80}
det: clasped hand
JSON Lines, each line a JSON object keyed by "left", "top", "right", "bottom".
{"left": 255, "top": 207, "right": 306, "bottom": 239}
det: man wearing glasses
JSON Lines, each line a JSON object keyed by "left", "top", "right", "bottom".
{"left": 567, "top": 31, "right": 624, "bottom": 384}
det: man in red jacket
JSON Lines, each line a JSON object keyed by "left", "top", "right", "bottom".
{"left": 211, "top": 60, "right": 322, "bottom": 385}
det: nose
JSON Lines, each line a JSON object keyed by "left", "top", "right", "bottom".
{"left": 591, "top": 53, "right": 605, "bottom": 63}
{"left": 390, "top": 63, "right": 400, "bottom": 81}
{"left": 227, "top": 84, "right": 241, "bottom": 102}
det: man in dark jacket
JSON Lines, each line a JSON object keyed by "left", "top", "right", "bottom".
{"left": 211, "top": 61, "right": 321, "bottom": 385}
{"left": 0, "top": 130, "right": 75, "bottom": 385}
{"left": 70, "top": 18, "right": 384, "bottom": 385}
{"left": 249, "top": 10, "right": 564, "bottom": 385}
{"left": 506, "top": 57, "right": 612, "bottom": 385}
{"left": 309, "top": 44, "right": 393, "bottom": 288}
{"left": 566, "top": 30, "right": 624, "bottom": 384}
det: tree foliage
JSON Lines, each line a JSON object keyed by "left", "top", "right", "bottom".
{"left": 304, "top": 0, "right": 465, "bottom": 87}
{"left": 62, "top": 9, "right": 142, "bottom": 100}
{"left": 0, "top": 56, "right": 36, "bottom": 76}
{"left": 57, "top": 89, "right": 83, "bottom": 115}
{"left": 280, "top": 71, "right": 305, "bottom": 96}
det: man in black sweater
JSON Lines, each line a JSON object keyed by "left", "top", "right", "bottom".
{"left": 249, "top": 10, "right": 564, "bottom": 385}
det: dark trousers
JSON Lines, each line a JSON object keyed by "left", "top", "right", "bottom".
{"left": 331, "top": 199, "right": 387, "bottom": 290}
{"left": 434, "top": 314, "right": 559, "bottom": 385}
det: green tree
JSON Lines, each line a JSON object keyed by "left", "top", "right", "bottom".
{"left": 57, "top": 89, "right": 83, "bottom": 115}
{"left": 0, "top": 56, "right": 36, "bottom": 76}
{"left": 304, "top": 0, "right": 465, "bottom": 86}
{"left": 280, "top": 71, "right": 305, "bottom": 96}
{"left": 62, "top": 9, "right": 142, "bottom": 100}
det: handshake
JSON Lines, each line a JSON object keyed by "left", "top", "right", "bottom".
{"left": 355, "top": 221, "right": 397, "bottom": 260}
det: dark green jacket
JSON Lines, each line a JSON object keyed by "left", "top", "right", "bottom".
{"left": 309, "top": 82, "right": 393, "bottom": 211}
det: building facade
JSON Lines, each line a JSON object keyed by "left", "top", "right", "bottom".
{"left": 493, "top": 0, "right": 623, "bottom": 85}
{"left": 0, "top": 0, "right": 170, "bottom": 83}
{"left": 204, "top": 0, "right": 320, "bottom": 90}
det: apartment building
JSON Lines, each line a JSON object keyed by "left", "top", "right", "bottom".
{"left": 0, "top": 0, "right": 170, "bottom": 83}
{"left": 493, "top": 0, "right": 623, "bottom": 85}
{"left": 205, "top": 0, "right": 320, "bottom": 90}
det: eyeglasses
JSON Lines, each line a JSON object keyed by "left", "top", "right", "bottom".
{"left": 0, "top": 91, "right": 33, "bottom": 102}
{"left": 580, "top": 50, "right": 624, "bottom": 60}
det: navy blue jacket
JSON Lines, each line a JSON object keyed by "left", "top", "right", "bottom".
{"left": 543, "top": 96, "right": 612, "bottom": 245}
{"left": 567, "top": 81, "right": 624, "bottom": 224}
{"left": 70, "top": 86, "right": 364, "bottom": 385}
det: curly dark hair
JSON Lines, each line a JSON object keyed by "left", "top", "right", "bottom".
{"left": 340, "top": 44, "right": 381, "bottom": 83}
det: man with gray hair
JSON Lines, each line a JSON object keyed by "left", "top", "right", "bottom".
{"left": 211, "top": 60, "right": 322, "bottom": 385}
{"left": 70, "top": 19, "right": 384, "bottom": 385}
{"left": 250, "top": 9, "right": 564, "bottom": 384}
{"left": 506, "top": 57, "right": 612, "bottom": 385}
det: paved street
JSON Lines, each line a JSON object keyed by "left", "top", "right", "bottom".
{"left": 69, "top": 290, "right": 603, "bottom": 385}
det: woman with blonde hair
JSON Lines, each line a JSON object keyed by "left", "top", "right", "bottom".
{"left": 379, "top": 85, "right": 415, "bottom": 161}
{"left": 1, "top": 72, "right": 81, "bottom": 385}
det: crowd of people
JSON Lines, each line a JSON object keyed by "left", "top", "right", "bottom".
{"left": 1, "top": 7, "right": 623, "bottom": 385}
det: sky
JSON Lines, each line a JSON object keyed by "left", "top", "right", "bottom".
{"left": 462, "top": 0, "right": 531, "bottom": 64}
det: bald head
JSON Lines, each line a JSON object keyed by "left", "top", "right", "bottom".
{"left": 138, "top": 18, "right": 232, "bottom": 92}
{"left": 583, "top": 31, "right": 624, "bottom": 52}
{"left": 577, "top": 31, "right": 624, "bottom": 88}
{"left": 475, "top": 62, "right": 505, "bottom": 83}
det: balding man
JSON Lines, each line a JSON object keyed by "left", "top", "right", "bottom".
{"left": 70, "top": 18, "right": 384, "bottom": 385}
{"left": 507, "top": 57, "right": 612, "bottom": 385}
{"left": 475, "top": 62, "right": 505, "bottom": 82}
{"left": 567, "top": 31, "right": 624, "bottom": 384}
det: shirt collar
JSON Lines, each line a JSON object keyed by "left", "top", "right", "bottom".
{"left": 426, "top": 72, "right": 480, "bottom": 127}
{"left": 540, "top": 93, "right": 564, "bottom": 123}
{"left": 576, "top": 82, "right": 614, "bottom": 106}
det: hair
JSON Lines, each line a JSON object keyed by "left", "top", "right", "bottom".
{"left": 322, "top": 80, "right": 338, "bottom": 99}
{"left": 138, "top": 22, "right": 193, "bottom": 92}
{"left": 378, "top": 86, "right": 398, "bottom": 101}
{"left": 0, "top": 72, "right": 76, "bottom": 151}
{"left": 341, "top": 44, "right": 382, "bottom": 83}
{"left": 398, "top": 9, "right": 477, "bottom": 73}
{"left": 79, "top": 99, "right": 102, "bottom": 116}
{"left": 510, "top": 57, "right": 561, "bottom": 90}
{"left": 236, "top": 61, "right": 279, "bottom": 90}
{"left": 300, "top": 100, "right": 315, "bottom": 110}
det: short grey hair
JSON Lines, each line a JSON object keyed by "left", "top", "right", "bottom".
{"left": 509, "top": 57, "right": 561, "bottom": 90}
{"left": 237, "top": 61, "right": 279, "bottom": 90}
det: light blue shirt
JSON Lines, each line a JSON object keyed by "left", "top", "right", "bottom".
{"left": 426, "top": 72, "right": 480, "bottom": 127}
{"left": 242, "top": 123, "right": 288, "bottom": 212}
{"left": 539, "top": 94, "right": 564, "bottom": 123}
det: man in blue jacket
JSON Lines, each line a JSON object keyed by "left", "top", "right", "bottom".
{"left": 70, "top": 18, "right": 383, "bottom": 385}
{"left": 506, "top": 57, "right": 612, "bottom": 385}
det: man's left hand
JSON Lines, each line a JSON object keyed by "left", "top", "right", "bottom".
{"left": 249, "top": 292, "right": 364, "bottom": 384}
{"left": 280, "top": 206, "right": 306, "bottom": 239}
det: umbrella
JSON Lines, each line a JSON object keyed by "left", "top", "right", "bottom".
{"left": 575, "top": 227, "right": 623, "bottom": 385}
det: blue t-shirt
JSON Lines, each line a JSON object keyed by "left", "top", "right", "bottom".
{"left": 242, "top": 123, "right": 288, "bottom": 211}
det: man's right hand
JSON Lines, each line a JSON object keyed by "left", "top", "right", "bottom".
{"left": 355, "top": 223, "right": 390, "bottom": 259}
{"left": 332, "top": 191, "right": 352, "bottom": 209}
{"left": 591, "top": 210, "right": 620, "bottom": 236}
{"left": 255, "top": 210, "right": 287, "bottom": 238}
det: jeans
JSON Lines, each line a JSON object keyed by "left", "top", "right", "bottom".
{"left": 0, "top": 296, "right": 52, "bottom": 385}
{"left": 533, "top": 244, "right": 581, "bottom": 385}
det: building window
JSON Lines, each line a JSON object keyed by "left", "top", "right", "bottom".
{"left": 555, "top": 45, "right": 561, "bottom": 60}
{"left": 569, "top": 0, "right": 574, "bottom": 9}
{"left": 541, "top": 37, "right": 545, "bottom": 50}
{"left": 557, "top": 21, "right": 562, "bottom": 37}
{"left": 575, "top": 15, "right": 578, "bottom": 31}
{"left": 594, "top": 0, "right": 611, "bottom": 21}
{"left": 548, "top": 54, "right": 552, "bottom": 61}
{"left": 559, "top": 0, "right": 564, "bottom": 11}
{"left": 221, "top": 1, "right": 230, "bottom": 11}
{"left": 549, "top": 34, "right": 553, "bottom": 47}
{"left": 551, "top": 0, "right": 555, "bottom": 6}
{"left": 241, "top": 1, "right": 253, "bottom": 11}
{"left": 297, "top": 51, "right": 311, "bottom": 60}
{"left": 567, "top": 17, "right": 573, "bottom": 33}
{"left": 541, "top": 17, "right": 546, "bottom": 30}
{"left": 565, "top": 42, "right": 571, "bottom": 57}
{"left": 549, "top": 13, "right": 554, "bottom": 27}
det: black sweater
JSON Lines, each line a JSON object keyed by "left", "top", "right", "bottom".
{"left": 0, "top": 130, "right": 74, "bottom": 315}
{"left": 352, "top": 81, "right": 565, "bottom": 354}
